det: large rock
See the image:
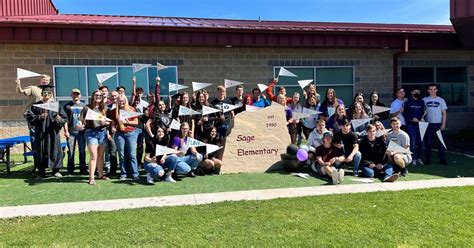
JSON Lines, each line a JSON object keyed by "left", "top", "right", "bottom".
{"left": 222, "top": 104, "right": 290, "bottom": 173}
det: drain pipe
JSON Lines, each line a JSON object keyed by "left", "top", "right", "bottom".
{"left": 393, "top": 36, "right": 409, "bottom": 95}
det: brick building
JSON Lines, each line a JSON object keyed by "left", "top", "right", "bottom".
{"left": 1, "top": 0, "right": 474, "bottom": 139}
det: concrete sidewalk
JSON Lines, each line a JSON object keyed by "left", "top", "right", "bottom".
{"left": 1, "top": 177, "right": 473, "bottom": 219}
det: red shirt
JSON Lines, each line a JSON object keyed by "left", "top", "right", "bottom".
{"left": 110, "top": 107, "right": 138, "bottom": 133}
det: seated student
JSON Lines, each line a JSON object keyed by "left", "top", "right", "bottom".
{"left": 360, "top": 124, "right": 399, "bottom": 182}
{"left": 385, "top": 117, "right": 412, "bottom": 177}
{"left": 374, "top": 121, "right": 388, "bottom": 142}
{"left": 144, "top": 126, "right": 177, "bottom": 184}
{"left": 327, "top": 104, "right": 348, "bottom": 133}
{"left": 314, "top": 131, "right": 345, "bottom": 184}
{"left": 319, "top": 88, "right": 344, "bottom": 120}
{"left": 307, "top": 119, "right": 328, "bottom": 156}
{"left": 350, "top": 92, "right": 373, "bottom": 118}
{"left": 200, "top": 126, "right": 224, "bottom": 175}
{"left": 172, "top": 122, "right": 203, "bottom": 177}
{"left": 332, "top": 118, "right": 362, "bottom": 176}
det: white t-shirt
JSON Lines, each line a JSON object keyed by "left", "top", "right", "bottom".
{"left": 423, "top": 96, "right": 447, "bottom": 124}
{"left": 390, "top": 99, "right": 406, "bottom": 125}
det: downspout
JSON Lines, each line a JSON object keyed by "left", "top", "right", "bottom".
{"left": 393, "top": 36, "right": 409, "bottom": 95}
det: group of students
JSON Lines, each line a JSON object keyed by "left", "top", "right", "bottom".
{"left": 16, "top": 73, "right": 448, "bottom": 185}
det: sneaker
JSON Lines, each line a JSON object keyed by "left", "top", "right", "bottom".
{"left": 146, "top": 173, "right": 154, "bottom": 184}
{"left": 400, "top": 167, "right": 409, "bottom": 177}
{"left": 338, "top": 169, "right": 345, "bottom": 184}
{"left": 353, "top": 171, "right": 359, "bottom": 177}
{"left": 383, "top": 174, "right": 399, "bottom": 182}
{"left": 119, "top": 175, "right": 127, "bottom": 181}
{"left": 132, "top": 176, "right": 140, "bottom": 181}
{"left": 417, "top": 159, "right": 424, "bottom": 166}
{"left": 331, "top": 168, "right": 339, "bottom": 185}
{"left": 440, "top": 159, "right": 448, "bottom": 165}
{"left": 411, "top": 160, "right": 418, "bottom": 166}
{"left": 53, "top": 172, "right": 63, "bottom": 178}
{"left": 165, "top": 175, "right": 176, "bottom": 183}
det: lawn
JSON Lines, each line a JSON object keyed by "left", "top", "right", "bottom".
{"left": 1, "top": 152, "right": 473, "bottom": 207}
{"left": 1, "top": 186, "right": 473, "bottom": 247}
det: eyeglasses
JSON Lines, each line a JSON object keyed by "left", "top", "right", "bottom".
{"left": 42, "top": 92, "right": 52, "bottom": 96}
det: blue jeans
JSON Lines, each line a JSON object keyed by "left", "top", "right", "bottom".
{"left": 407, "top": 124, "right": 423, "bottom": 161}
{"left": 67, "top": 131, "right": 87, "bottom": 174}
{"left": 362, "top": 163, "right": 394, "bottom": 180}
{"left": 144, "top": 156, "right": 178, "bottom": 178}
{"left": 136, "top": 128, "right": 145, "bottom": 165}
{"left": 424, "top": 123, "right": 446, "bottom": 161}
{"left": 175, "top": 154, "right": 202, "bottom": 175}
{"left": 85, "top": 129, "right": 107, "bottom": 146}
{"left": 115, "top": 129, "right": 139, "bottom": 178}
{"left": 344, "top": 150, "right": 361, "bottom": 174}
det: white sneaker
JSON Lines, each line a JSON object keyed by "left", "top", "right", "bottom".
{"left": 331, "top": 168, "right": 339, "bottom": 185}
{"left": 146, "top": 173, "right": 154, "bottom": 184}
{"left": 411, "top": 160, "right": 418, "bottom": 166}
{"left": 53, "top": 172, "right": 63, "bottom": 178}
{"left": 165, "top": 175, "right": 176, "bottom": 183}
{"left": 338, "top": 169, "right": 345, "bottom": 184}
{"left": 417, "top": 159, "right": 424, "bottom": 166}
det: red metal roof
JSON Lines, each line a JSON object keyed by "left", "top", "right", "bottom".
{"left": 0, "top": 0, "right": 57, "bottom": 16}
{"left": 0, "top": 14, "right": 455, "bottom": 34}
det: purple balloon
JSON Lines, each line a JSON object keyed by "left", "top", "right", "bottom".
{"left": 296, "top": 149, "right": 308, "bottom": 162}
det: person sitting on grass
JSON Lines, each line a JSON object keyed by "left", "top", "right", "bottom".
{"left": 172, "top": 122, "right": 203, "bottom": 178}
{"left": 359, "top": 124, "right": 399, "bottom": 182}
{"left": 307, "top": 119, "right": 328, "bottom": 171}
{"left": 144, "top": 126, "right": 177, "bottom": 184}
{"left": 385, "top": 117, "right": 411, "bottom": 177}
{"left": 314, "top": 131, "right": 345, "bottom": 185}
{"left": 332, "top": 118, "right": 362, "bottom": 177}
{"left": 200, "top": 126, "right": 224, "bottom": 175}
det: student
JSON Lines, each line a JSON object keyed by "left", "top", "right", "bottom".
{"left": 332, "top": 118, "right": 362, "bottom": 176}
{"left": 327, "top": 104, "right": 348, "bottom": 133}
{"left": 403, "top": 87, "right": 425, "bottom": 166}
{"left": 319, "top": 88, "right": 344, "bottom": 120}
{"left": 25, "top": 84, "right": 67, "bottom": 179}
{"left": 172, "top": 122, "right": 203, "bottom": 177}
{"left": 230, "top": 85, "right": 245, "bottom": 115}
{"left": 303, "top": 83, "right": 321, "bottom": 104}
{"left": 147, "top": 100, "right": 171, "bottom": 138}
{"left": 130, "top": 77, "right": 149, "bottom": 167}
{"left": 385, "top": 117, "right": 411, "bottom": 176}
{"left": 350, "top": 92, "right": 373, "bottom": 118}
{"left": 301, "top": 94, "right": 320, "bottom": 139}
{"left": 278, "top": 94, "right": 297, "bottom": 144}
{"left": 193, "top": 90, "right": 215, "bottom": 141}
{"left": 243, "top": 94, "right": 253, "bottom": 110}
{"left": 289, "top": 92, "right": 303, "bottom": 145}
{"left": 144, "top": 126, "right": 177, "bottom": 184}
{"left": 252, "top": 88, "right": 270, "bottom": 108}
{"left": 359, "top": 124, "right": 399, "bottom": 182}
{"left": 307, "top": 119, "right": 328, "bottom": 170}
{"left": 390, "top": 88, "right": 406, "bottom": 130}
{"left": 105, "top": 90, "right": 119, "bottom": 177}
{"left": 369, "top": 91, "right": 389, "bottom": 122}
{"left": 201, "top": 126, "right": 224, "bottom": 175}
{"left": 350, "top": 102, "right": 370, "bottom": 138}
{"left": 423, "top": 83, "right": 448, "bottom": 165}
{"left": 172, "top": 92, "right": 194, "bottom": 135}
{"left": 314, "top": 131, "right": 345, "bottom": 184}
{"left": 81, "top": 89, "right": 111, "bottom": 185}
{"left": 210, "top": 86, "right": 235, "bottom": 158}
{"left": 63, "top": 88, "right": 87, "bottom": 175}
{"left": 265, "top": 78, "right": 293, "bottom": 104}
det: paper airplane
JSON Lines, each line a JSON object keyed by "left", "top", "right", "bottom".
{"left": 17, "top": 68, "right": 41, "bottom": 79}
{"left": 132, "top": 63, "right": 151, "bottom": 73}
{"left": 202, "top": 105, "right": 221, "bottom": 115}
{"left": 224, "top": 79, "right": 244, "bottom": 89}
{"left": 192, "top": 82, "right": 213, "bottom": 92}
{"left": 155, "top": 145, "right": 178, "bottom": 156}
{"left": 351, "top": 178, "right": 375, "bottom": 183}
{"left": 436, "top": 130, "right": 447, "bottom": 150}
{"left": 303, "top": 107, "right": 322, "bottom": 116}
{"left": 387, "top": 140, "right": 411, "bottom": 154}
{"left": 372, "top": 105, "right": 391, "bottom": 115}
{"left": 278, "top": 67, "right": 298, "bottom": 77}
{"left": 291, "top": 173, "right": 310, "bottom": 179}
{"left": 187, "top": 137, "right": 206, "bottom": 148}
{"left": 119, "top": 109, "right": 143, "bottom": 120}
{"left": 206, "top": 144, "right": 222, "bottom": 154}
{"left": 169, "top": 82, "right": 188, "bottom": 92}
{"left": 222, "top": 103, "right": 240, "bottom": 113}
{"left": 257, "top": 84, "right": 268, "bottom": 92}
{"left": 245, "top": 105, "right": 261, "bottom": 112}
{"left": 298, "top": 79, "right": 313, "bottom": 89}
{"left": 351, "top": 118, "right": 372, "bottom": 131}
{"left": 157, "top": 63, "right": 168, "bottom": 71}
{"left": 85, "top": 109, "right": 112, "bottom": 122}
{"left": 418, "top": 121, "right": 429, "bottom": 142}
{"left": 96, "top": 72, "right": 118, "bottom": 84}
{"left": 33, "top": 101, "right": 59, "bottom": 112}
{"left": 178, "top": 105, "right": 200, "bottom": 116}
{"left": 292, "top": 111, "right": 312, "bottom": 120}
{"left": 375, "top": 129, "right": 391, "bottom": 138}
{"left": 170, "top": 119, "right": 181, "bottom": 130}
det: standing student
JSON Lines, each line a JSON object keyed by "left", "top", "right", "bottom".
{"left": 385, "top": 117, "right": 411, "bottom": 176}
{"left": 369, "top": 91, "right": 389, "bottom": 123}
{"left": 230, "top": 85, "right": 245, "bottom": 115}
{"left": 289, "top": 92, "right": 303, "bottom": 145}
{"left": 423, "top": 83, "right": 448, "bottom": 165}
{"left": 131, "top": 77, "right": 149, "bottom": 167}
{"left": 63, "top": 88, "right": 87, "bottom": 175}
{"left": 390, "top": 88, "right": 406, "bottom": 130}
{"left": 104, "top": 90, "right": 119, "bottom": 177}
{"left": 265, "top": 78, "right": 293, "bottom": 104}
{"left": 403, "top": 87, "right": 425, "bottom": 166}
{"left": 193, "top": 90, "right": 215, "bottom": 141}
{"left": 252, "top": 88, "right": 270, "bottom": 108}
{"left": 211, "top": 86, "right": 235, "bottom": 158}
{"left": 279, "top": 94, "right": 297, "bottom": 144}
{"left": 144, "top": 126, "right": 177, "bottom": 184}
{"left": 332, "top": 118, "right": 362, "bottom": 176}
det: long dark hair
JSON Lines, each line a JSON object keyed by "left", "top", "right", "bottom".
{"left": 322, "top": 88, "right": 338, "bottom": 107}
{"left": 195, "top": 90, "right": 209, "bottom": 110}
{"left": 369, "top": 91, "right": 382, "bottom": 106}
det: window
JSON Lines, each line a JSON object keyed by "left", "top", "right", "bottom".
{"left": 273, "top": 66, "right": 354, "bottom": 105}
{"left": 401, "top": 67, "right": 467, "bottom": 106}
{"left": 53, "top": 65, "right": 179, "bottom": 105}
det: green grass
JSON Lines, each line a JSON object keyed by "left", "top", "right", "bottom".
{"left": 1, "top": 152, "right": 473, "bottom": 207}
{"left": 1, "top": 186, "right": 473, "bottom": 247}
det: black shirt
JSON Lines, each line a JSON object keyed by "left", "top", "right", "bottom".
{"left": 332, "top": 131, "right": 358, "bottom": 154}
{"left": 359, "top": 136, "right": 387, "bottom": 165}
{"left": 210, "top": 97, "right": 233, "bottom": 126}
{"left": 145, "top": 135, "right": 170, "bottom": 159}
{"left": 230, "top": 96, "right": 244, "bottom": 115}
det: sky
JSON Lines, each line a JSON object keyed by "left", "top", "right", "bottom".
{"left": 52, "top": 0, "right": 451, "bottom": 25}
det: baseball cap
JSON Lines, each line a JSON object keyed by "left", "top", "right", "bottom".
{"left": 323, "top": 131, "right": 333, "bottom": 139}
{"left": 71, "top": 88, "right": 81, "bottom": 94}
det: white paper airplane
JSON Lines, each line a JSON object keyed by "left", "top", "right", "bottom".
{"left": 178, "top": 105, "right": 200, "bottom": 116}
{"left": 132, "top": 63, "right": 151, "bottom": 73}
{"left": 257, "top": 83, "right": 268, "bottom": 92}
{"left": 298, "top": 79, "right": 313, "bottom": 89}
{"left": 170, "top": 119, "right": 181, "bottom": 130}
{"left": 418, "top": 121, "right": 429, "bottom": 142}
{"left": 372, "top": 105, "right": 391, "bottom": 115}
{"left": 351, "top": 118, "right": 372, "bottom": 131}
{"left": 351, "top": 178, "right": 375, "bottom": 183}
{"left": 202, "top": 105, "right": 221, "bottom": 115}
{"left": 33, "top": 101, "right": 59, "bottom": 112}
{"left": 387, "top": 140, "right": 411, "bottom": 154}
{"left": 192, "top": 82, "right": 213, "bottom": 92}
{"left": 292, "top": 111, "right": 312, "bottom": 120}
{"left": 224, "top": 79, "right": 244, "bottom": 89}
{"left": 291, "top": 173, "right": 310, "bottom": 179}
{"left": 303, "top": 107, "right": 322, "bottom": 116}
{"left": 17, "top": 68, "right": 41, "bottom": 79}
{"left": 278, "top": 67, "right": 298, "bottom": 77}
{"left": 157, "top": 63, "right": 168, "bottom": 71}
{"left": 245, "top": 105, "right": 261, "bottom": 112}
{"left": 119, "top": 109, "right": 143, "bottom": 120}
{"left": 85, "top": 109, "right": 112, "bottom": 122}
{"left": 222, "top": 103, "right": 240, "bottom": 113}
{"left": 155, "top": 145, "right": 178, "bottom": 156}
{"left": 96, "top": 72, "right": 118, "bottom": 84}
{"left": 187, "top": 137, "right": 206, "bottom": 147}
{"left": 375, "top": 129, "right": 391, "bottom": 138}
{"left": 436, "top": 130, "right": 447, "bottom": 150}
{"left": 206, "top": 144, "right": 222, "bottom": 154}
{"left": 169, "top": 82, "right": 188, "bottom": 92}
